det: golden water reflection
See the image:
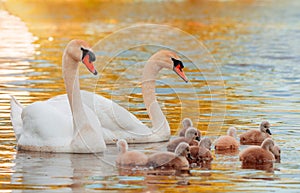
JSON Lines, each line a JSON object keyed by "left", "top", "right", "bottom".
{"left": 0, "top": 0, "right": 300, "bottom": 192}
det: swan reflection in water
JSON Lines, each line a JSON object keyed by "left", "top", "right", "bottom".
{"left": 11, "top": 145, "right": 192, "bottom": 192}
{"left": 11, "top": 151, "right": 116, "bottom": 192}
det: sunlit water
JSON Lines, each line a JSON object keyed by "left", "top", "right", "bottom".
{"left": 0, "top": 0, "right": 300, "bottom": 192}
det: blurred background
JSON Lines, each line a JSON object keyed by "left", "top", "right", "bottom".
{"left": 0, "top": 0, "right": 300, "bottom": 192}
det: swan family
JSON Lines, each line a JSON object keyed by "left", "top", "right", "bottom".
{"left": 10, "top": 39, "right": 281, "bottom": 171}
{"left": 10, "top": 40, "right": 188, "bottom": 153}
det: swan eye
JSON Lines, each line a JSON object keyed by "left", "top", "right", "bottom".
{"left": 171, "top": 58, "right": 184, "bottom": 70}
{"left": 171, "top": 57, "right": 188, "bottom": 83}
{"left": 81, "top": 47, "right": 88, "bottom": 60}
{"left": 81, "top": 47, "right": 96, "bottom": 62}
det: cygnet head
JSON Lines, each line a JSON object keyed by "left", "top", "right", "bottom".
{"left": 227, "top": 127, "right": 237, "bottom": 138}
{"left": 174, "top": 142, "right": 190, "bottom": 157}
{"left": 199, "top": 137, "right": 212, "bottom": 150}
{"left": 185, "top": 127, "right": 198, "bottom": 140}
{"left": 182, "top": 118, "right": 193, "bottom": 130}
{"left": 116, "top": 139, "right": 128, "bottom": 154}
{"left": 261, "top": 138, "right": 275, "bottom": 151}
{"left": 260, "top": 121, "right": 272, "bottom": 135}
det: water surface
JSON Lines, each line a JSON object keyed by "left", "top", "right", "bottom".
{"left": 0, "top": 0, "right": 300, "bottom": 192}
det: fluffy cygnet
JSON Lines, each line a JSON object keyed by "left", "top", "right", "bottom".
{"left": 178, "top": 118, "right": 201, "bottom": 138}
{"left": 240, "top": 121, "right": 272, "bottom": 145}
{"left": 239, "top": 138, "right": 276, "bottom": 164}
{"left": 167, "top": 127, "right": 199, "bottom": 152}
{"left": 215, "top": 127, "right": 239, "bottom": 151}
{"left": 188, "top": 137, "right": 213, "bottom": 165}
{"left": 116, "top": 139, "right": 148, "bottom": 167}
{"left": 147, "top": 142, "right": 191, "bottom": 170}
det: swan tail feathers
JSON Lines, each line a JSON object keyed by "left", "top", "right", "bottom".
{"left": 10, "top": 96, "right": 24, "bottom": 141}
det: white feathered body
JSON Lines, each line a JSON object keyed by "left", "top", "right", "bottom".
{"left": 10, "top": 90, "right": 169, "bottom": 152}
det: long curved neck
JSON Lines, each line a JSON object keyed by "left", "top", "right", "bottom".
{"left": 62, "top": 52, "right": 88, "bottom": 133}
{"left": 141, "top": 59, "right": 169, "bottom": 131}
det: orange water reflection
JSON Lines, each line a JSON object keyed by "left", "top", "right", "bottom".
{"left": 3, "top": 0, "right": 234, "bottom": 133}
{"left": 0, "top": 0, "right": 298, "bottom": 192}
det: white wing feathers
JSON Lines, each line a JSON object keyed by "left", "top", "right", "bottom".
{"left": 10, "top": 96, "right": 24, "bottom": 141}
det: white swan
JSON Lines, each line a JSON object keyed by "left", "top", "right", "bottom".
{"left": 81, "top": 49, "right": 189, "bottom": 144}
{"left": 11, "top": 42, "right": 189, "bottom": 151}
{"left": 10, "top": 40, "right": 106, "bottom": 153}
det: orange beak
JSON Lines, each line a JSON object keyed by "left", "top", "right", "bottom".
{"left": 82, "top": 51, "right": 98, "bottom": 75}
{"left": 173, "top": 64, "right": 188, "bottom": 83}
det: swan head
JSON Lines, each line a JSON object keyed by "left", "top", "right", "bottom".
{"left": 148, "top": 50, "right": 188, "bottom": 82}
{"left": 260, "top": 121, "right": 271, "bottom": 135}
{"left": 116, "top": 139, "right": 128, "bottom": 154}
{"left": 261, "top": 138, "right": 275, "bottom": 151}
{"left": 65, "top": 39, "right": 97, "bottom": 75}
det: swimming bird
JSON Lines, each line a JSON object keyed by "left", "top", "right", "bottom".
{"left": 240, "top": 121, "right": 272, "bottom": 145}
{"left": 199, "top": 137, "right": 212, "bottom": 150}
{"left": 77, "top": 50, "right": 189, "bottom": 144}
{"left": 10, "top": 40, "right": 106, "bottom": 153}
{"left": 116, "top": 139, "right": 148, "bottom": 167}
{"left": 10, "top": 46, "right": 190, "bottom": 152}
{"left": 188, "top": 137, "right": 213, "bottom": 165}
{"left": 178, "top": 118, "right": 201, "bottom": 138}
{"left": 178, "top": 118, "right": 192, "bottom": 136}
{"left": 239, "top": 138, "right": 276, "bottom": 164}
{"left": 167, "top": 127, "right": 199, "bottom": 152}
{"left": 147, "top": 142, "right": 190, "bottom": 170}
{"left": 215, "top": 127, "right": 239, "bottom": 151}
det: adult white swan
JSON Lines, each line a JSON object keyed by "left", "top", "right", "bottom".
{"left": 10, "top": 40, "right": 106, "bottom": 153}
{"left": 80, "top": 49, "right": 188, "bottom": 144}
{"left": 10, "top": 40, "right": 189, "bottom": 152}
